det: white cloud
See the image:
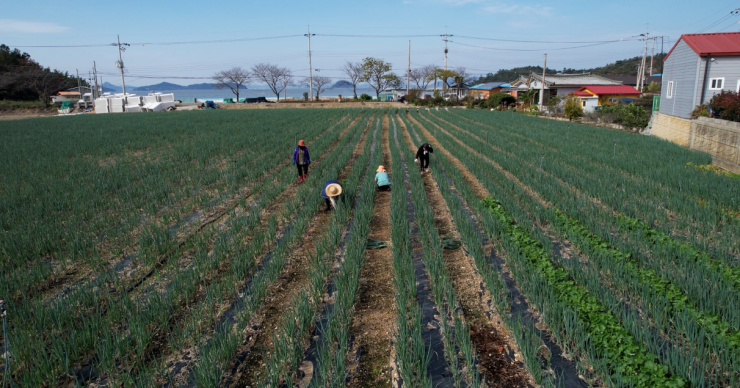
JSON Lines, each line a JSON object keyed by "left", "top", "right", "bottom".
{"left": 0, "top": 19, "right": 69, "bottom": 34}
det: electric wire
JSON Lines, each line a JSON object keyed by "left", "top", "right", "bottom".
{"left": 449, "top": 40, "right": 621, "bottom": 52}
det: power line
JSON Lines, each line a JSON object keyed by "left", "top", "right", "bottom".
{"left": 454, "top": 35, "right": 636, "bottom": 44}
{"left": 697, "top": 9, "right": 740, "bottom": 32}
{"left": 449, "top": 40, "right": 622, "bottom": 52}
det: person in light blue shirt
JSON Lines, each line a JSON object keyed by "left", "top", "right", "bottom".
{"left": 374, "top": 165, "right": 391, "bottom": 192}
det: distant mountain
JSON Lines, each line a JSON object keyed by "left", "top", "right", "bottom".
{"left": 133, "top": 82, "right": 187, "bottom": 91}
{"left": 475, "top": 53, "right": 667, "bottom": 84}
{"left": 184, "top": 83, "right": 218, "bottom": 90}
{"left": 102, "top": 82, "right": 122, "bottom": 93}
{"left": 332, "top": 80, "right": 353, "bottom": 88}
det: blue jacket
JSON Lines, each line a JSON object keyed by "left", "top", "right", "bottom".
{"left": 321, "top": 180, "right": 340, "bottom": 198}
{"left": 293, "top": 146, "right": 311, "bottom": 165}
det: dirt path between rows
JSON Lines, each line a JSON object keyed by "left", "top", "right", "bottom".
{"left": 398, "top": 113, "right": 532, "bottom": 387}
{"left": 347, "top": 113, "right": 396, "bottom": 388}
{"left": 229, "top": 115, "right": 373, "bottom": 387}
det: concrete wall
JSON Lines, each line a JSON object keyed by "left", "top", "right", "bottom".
{"left": 649, "top": 113, "right": 740, "bottom": 173}
{"left": 689, "top": 117, "right": 740, "bottom": 173}
{"left": 650, "top": 112, "right": 693, "bottom": 146}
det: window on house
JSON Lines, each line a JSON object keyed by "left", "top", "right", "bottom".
{"left": 666, "top": 81, "right": 674, "bottom": 98}
{"left": 581, "top": 99, "right": 587, "bottom": 108}
{"left": 709, "top": 78, "right": 724, "bottom": 90}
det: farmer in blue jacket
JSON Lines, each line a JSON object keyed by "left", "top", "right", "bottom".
{"left": 375, "top": 165, "right": 391, "bottom": 191}
{"left": 292, "top": 140, "right": 311, "bottom": 183}
{"left": 321, "top": 180, "right": 342, "bottom": 211}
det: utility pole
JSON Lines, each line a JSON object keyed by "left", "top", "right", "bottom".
{"left": 637, "top": 26, "right": 649, "bottom": 92}
{"left": 407, "top": 40, "right": 411, "bottom": 98}
{"left": 115, "top": 35, "right": 130, "bottom": 95}
{"left": 539, "top": 53, "right": 547, "bottom": 109}
{"left": 441, "top": 27, "right": 452, "bottom": 70}
{"left": 649, "top": 31, "right": 656, "bottom": 76}
{"left": 76, "top": 69, "right": 80, "bottom": 95}
{"left": 283, "top": 75, "right": 287, "bottom": 101}
{"left": 93, "top": 61, "right": 99, "bottom": 99}
{"left": 304, "top": 26, "right": 315, "bottom": 102}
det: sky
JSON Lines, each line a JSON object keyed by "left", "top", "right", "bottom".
{"left": 2, "top": 0, "right": 739, "bottom": 87}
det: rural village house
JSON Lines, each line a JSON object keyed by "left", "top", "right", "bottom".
{"left": 524, "top": 72, "right": 622, "bottom": 101}
{"left": 469, "top": 82, "right": 511, "bottom": 99}
{"left": 660, "top": 32, "right": 740, "bottom": 118}
{"left": 569, "top": 85, "right": 642, "bottom": 112}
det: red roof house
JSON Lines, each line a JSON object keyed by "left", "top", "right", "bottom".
{"left": 660, "top": 32, "right": 740, "bottom": 118}
{"left": 568, "top": 85, "right": 641, "bottom": 112}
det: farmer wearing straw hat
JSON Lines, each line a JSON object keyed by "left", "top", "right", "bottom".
{"left": 415, "top": 143, "right": 434, "bottom": 173}
{"left": 374, "top": 165, "right": 391, "bottom": 192}
{"left": 292, "top": 140, "right": 311, "bottom": 183}
{"left": 321, "top": 180, "right": 343, "bottom": 211}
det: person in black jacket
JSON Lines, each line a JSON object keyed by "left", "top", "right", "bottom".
{"left": 415, "top": 143, "right": 434, "bottom": 173}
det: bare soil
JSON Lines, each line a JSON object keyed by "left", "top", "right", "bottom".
{"left": 347, "top": 113, "right": 396, "bottom": 388}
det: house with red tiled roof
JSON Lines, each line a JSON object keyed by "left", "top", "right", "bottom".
{"left": 569, "top": 85, "right": 642, "bottom": 112}
{"left": 660, "top": 32, "right": 740, "bottom": 118}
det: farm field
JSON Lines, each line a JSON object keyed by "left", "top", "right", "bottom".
{"left": 0, "top": 108, "right": 738, "bottom": 387}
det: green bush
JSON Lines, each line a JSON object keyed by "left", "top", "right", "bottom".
{"left": 599, "top": 103, "right": 649, "bottom": 129}
{"left": 564, "top": 96, "right": 583, "bottom": 121}
{"left": 487, "top": 92, "right": 516, "bottom": 109}
{"left": 359, "top": 93, "right": 373, "bottom": 101}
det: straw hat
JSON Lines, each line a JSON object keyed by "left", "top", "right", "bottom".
{"left": 298, "top": 140, "right": 306, "bottom": 147}
{"left": 376, "top": 165, "right": 386, "bottom": 173}
{"left": 325, "top": 183, "right": 342, "bottom": 197}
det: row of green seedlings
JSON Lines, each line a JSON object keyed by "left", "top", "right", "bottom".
{"left": 451, "top": 108, "right": 737, "bottom": 216}
{"left": 263, "top": 116, "right": 381, "bottom": 387}
{"left": 1, "top": 110, "right": 343, "bottom": 304}
{"left": 440, "top": 109, "right": 738, "bottom": 267}
{"left": 187, "top": 111, "right": 378, "bottom": 387}
{"left": 424, "top": 109, "right": 740, "bottom": 346}
{"left": 413, "top": 111, "right": 686, "bottom": 387}
{"left": 396, "top": 113, "right": 483, "bottom": 387}
{"left": 429, "top": 111, "right": 740, "bottom": 386}
{"left": 1, "top": 110, "right": 359, "bottom": 386}
{"left": 427, "top": 110, "right": 740, "bottom": 329}
{"left": 437, "top": 108, "right": 734, "bottom": 262}
{"left": 1, "top": 109, "right": 344, "bottom": 309}
{"left": 402, "top": 114, "right": 566, "bottom": 387}
{"left": 306, "top": 116, "right": 383, "bottom": 387}
{"left": 387, "top": 115, "right": 433, "bottom": 388}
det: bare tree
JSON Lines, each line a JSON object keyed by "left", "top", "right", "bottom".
{"left": 342, "top": 61, "right": 363, "bottom": 99}
{"left": 456, "top": 67, "right": 477, "bottom": 85}
{"left": 300, "top": 75, "right": 332, "bottom": 100}
{"left": 212, "top": 66, "right": 250, "bottom": 102}
{"left": 359, "top": 57, "right": 401, "bottom": 101}
{"left": 409, "top": 64, "right": 436, "bottom": 90}
{"left": 251, "top": 63, "right": 292, "bottom": 101}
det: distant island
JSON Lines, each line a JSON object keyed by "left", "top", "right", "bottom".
{"left": 332, "top": 80, "right": 353, "bottom": 88}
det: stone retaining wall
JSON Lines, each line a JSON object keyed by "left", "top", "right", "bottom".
{"left": 648, "top": 113, "right": 740, "bottom": 173}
